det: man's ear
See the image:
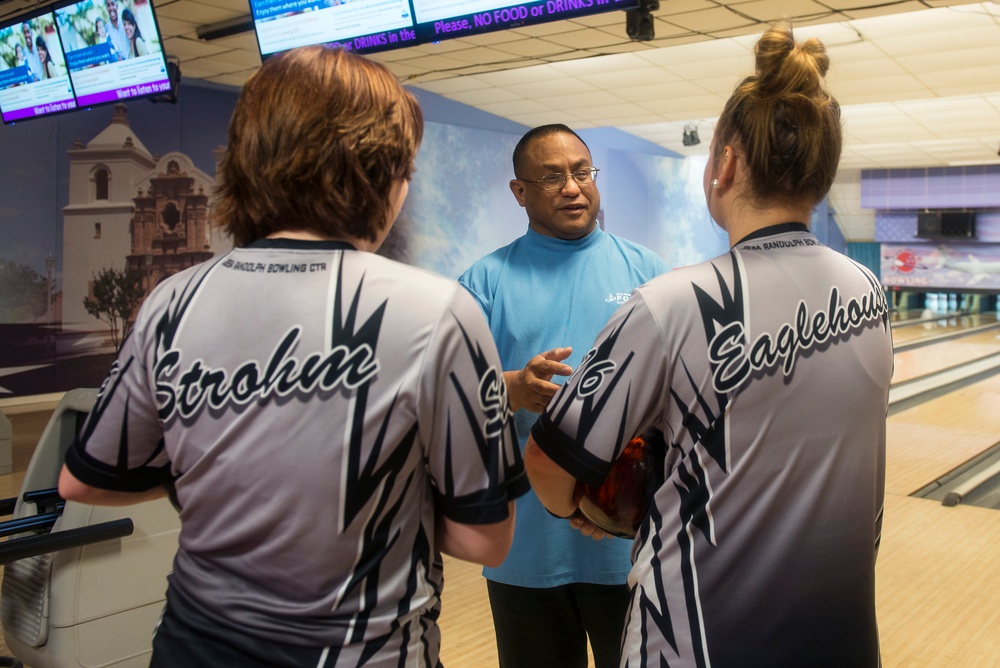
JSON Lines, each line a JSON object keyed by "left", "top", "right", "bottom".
{"left": 510, "top": 179, "right": 527, "bottom": 207}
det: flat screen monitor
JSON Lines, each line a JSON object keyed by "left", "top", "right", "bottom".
{"left": 54, "top": 0, "right": 172, "bottom": 108}
{"left": 251, "top": 0, "right": 641, "bottom": 59}
{"left": 916, "top": 211, "right": 976, "bottom": 239}
{"left": 0, "top": 9, "right": 77, "bottom": 124}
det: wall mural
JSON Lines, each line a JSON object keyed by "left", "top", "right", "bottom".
{"left": 0, "top": 86, "right": 741, "bottom": 401}
{"left": 881, "top": 243, "right": 1000, "bottom": 291}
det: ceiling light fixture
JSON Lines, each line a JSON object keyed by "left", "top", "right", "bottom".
{"left": 196, "top": 15, "right": 255, "bottom": 42}
{"left": 626, "top": 0, "right": 659, "bottom": 42}
{"left": 682, "top": 123, "right": 700, "bottom": 147}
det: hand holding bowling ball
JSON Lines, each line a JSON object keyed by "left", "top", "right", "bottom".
{"left": 573, "top": 428, "right": 666, "bottom": 539}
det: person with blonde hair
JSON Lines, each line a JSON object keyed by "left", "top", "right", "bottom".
{"left": 525, "top": 22, "right": 891, "bottom": 667}
{"left": 59, "top": 45, "right": 525, "bottom": 667}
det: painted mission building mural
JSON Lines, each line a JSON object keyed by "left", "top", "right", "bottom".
{"left": 62, "top": 103, "right": 223, "bottom": 336}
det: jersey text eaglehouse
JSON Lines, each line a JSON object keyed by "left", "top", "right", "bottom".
{"left": 709, "top": 284, "right": 889, "bottom": 393}
{"left": 154, "top": 326, "right": 379, "bottom": 420}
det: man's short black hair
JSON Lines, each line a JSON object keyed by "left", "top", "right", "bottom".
{"left": 512, "top": 124, "right": 589, "bottom": 177}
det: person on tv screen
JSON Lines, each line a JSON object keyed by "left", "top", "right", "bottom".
{"left": 94, "top": 17, "right": 122, "bottom": 63}
{"left": 121, "top": 9, "right": 147, "bottom": 58}
{"left": 57, "top": 45, "right": 526, "bottom": 667}
{"left": 103, "top": 0, "right": 129, "bottom": 61}
{"left": 36, "top": 35, "right": 54, "bottom": 79}
{"left": 12, "top": 43, "right": 32, "bottom": 84}
{"left": 20, "top": 22, "right": 42, "bottom": 81}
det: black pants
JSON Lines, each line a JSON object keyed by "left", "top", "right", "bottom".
{"left": 150, "top": 582, "right": 442, "bottom": 667}
{"left": 149, "top": 585, "right": 330, "bottom": 668}
{"left": 487, "top": 580, "right": 630, "bottom": 668}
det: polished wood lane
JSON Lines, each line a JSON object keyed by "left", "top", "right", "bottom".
{"left": 893, "top": 328, "right": 1000, "bottom": 384}
{"left": 439, "top": 556, "right": 502, "bottom": 666}
{"left": 891, "top": 312, "right": 998, "bottom": 346}
{"left": 876, "top": 495, "right": 1000, "bottom": 668}
{"left": 886, "top": 373, "right": 1000, "bottom": 496}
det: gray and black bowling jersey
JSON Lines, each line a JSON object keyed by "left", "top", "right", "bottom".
{"left": 532, "top": 224, "right": 892, "bottom": 667}
{"left": 65, "top": 239, "right": 527, "bottom": 661}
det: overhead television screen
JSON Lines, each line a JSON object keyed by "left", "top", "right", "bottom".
{"left": 0, "top": 9, "right": 77, "bottom": 124}
{"left": 54, "top": 0, "right": 171, "bottom": 108}
{"left": 251, "top": 0, "right": 640, "bottom": 58}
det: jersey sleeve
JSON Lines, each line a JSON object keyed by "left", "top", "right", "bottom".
{"left": 63, "top": 313, "right": 172, "bottom": 493}
{"left": 531, "top": 290, "right": 669, "bottom": 486}
{"left": 418, "top": 286, "right": 529, "bottom": 524}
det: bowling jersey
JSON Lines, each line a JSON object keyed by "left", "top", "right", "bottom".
{"left": 65, "top": 238, "right": 528, "bottom": 662}
{"left": 532, "top": 223, "right": 892, "bottom": 667}
{"left": 459, "top": 226, "right": 667, "bottom": 588}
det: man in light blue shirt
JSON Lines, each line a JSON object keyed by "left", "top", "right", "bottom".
{"left": 459, "top": 124, "right": 668, "bottom": 668}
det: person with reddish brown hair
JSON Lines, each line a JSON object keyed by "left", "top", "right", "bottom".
{"left": 59, "top": 45, "right": 526, "bottom": 667}
{"left": 526, "top": 22, "right": 891, "bottom": 667}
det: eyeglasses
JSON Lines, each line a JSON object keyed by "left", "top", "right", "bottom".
{"left": 520, "top": 167, "right": 600, "bottom": 191}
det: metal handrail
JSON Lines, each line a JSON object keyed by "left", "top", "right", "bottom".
{"left": 0, "top": 519, "right": 134, "bottom": 565}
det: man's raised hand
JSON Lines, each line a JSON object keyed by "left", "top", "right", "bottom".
{"left": 503, "top": 347, "right": 573, "bottom": 412}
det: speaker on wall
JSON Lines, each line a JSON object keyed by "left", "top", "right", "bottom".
{"left": 916, "top": 211, "right": 976, "bottom": 239}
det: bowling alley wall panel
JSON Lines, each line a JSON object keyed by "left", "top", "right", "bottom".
{"left": 865, "top": 165, "right": 1000, "bottom": 291}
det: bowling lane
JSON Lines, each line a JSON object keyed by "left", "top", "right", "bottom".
{"left": 886, "top": 371, "right": 1000, "bottom": 496}
{"left": 890, "top": 311, "right": 998, "bottom": 346}
{"left": 892, "top": 327, "right": 1000, "bottom": 384}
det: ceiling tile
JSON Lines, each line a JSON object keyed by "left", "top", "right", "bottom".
{"left": 448, "top": 87, "right": 523, "bottom": 105}
{"left": 538, "top": 28, "right": 628, "bottom": 49}
{"left": 729, "top": 0, "right": 833, "bottom": 22}
{"left": 0, "top": 0, "right": 993, "bottom": 171}
{"left": 664, "top": 6, "right": 761, "bottom": 32}
{"left": 477, "top": 98, "right": 558, "bottom": 116}
{"left": 155, "top": 2, "right": 246, "bottom": 25}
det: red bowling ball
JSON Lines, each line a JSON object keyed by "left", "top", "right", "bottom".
{"left": 573, "top": 428, "right": 666, "bottom": 538}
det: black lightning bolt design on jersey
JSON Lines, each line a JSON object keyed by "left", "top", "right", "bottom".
{"left": 532, "top": 224, "right": 892, "bottom": 668}
{"left": 65, "top": 238, "right": 527, "bottom": 665}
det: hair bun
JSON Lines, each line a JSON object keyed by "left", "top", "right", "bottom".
{"left": 753, "top": 23, "right": 829, "bottom": 98}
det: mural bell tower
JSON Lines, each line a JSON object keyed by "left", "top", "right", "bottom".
{"left": 126, "top": 156, "right": 214, "bottom": 293}
{"left": 61, "top": 104, "right": 218, "bottom": 340}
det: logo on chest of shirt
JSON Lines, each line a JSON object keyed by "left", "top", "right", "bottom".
{"left": 604, "top": 291, "right": 633, "bottom": 305}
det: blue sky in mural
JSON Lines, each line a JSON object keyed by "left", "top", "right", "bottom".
{"left": 638, "top": 152, "right": 727, "bottom": 270}
{"left": 655, "top": 155, "right": 730, "bottom": 269}
{"left": 399, "top": 121, "right": 730, "bottom": 281}
{"left": 603, "top": 150, "right": 728, "bottom": 272}
{"left": 402, "top": 121, "right": 525, "bottom": 280}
